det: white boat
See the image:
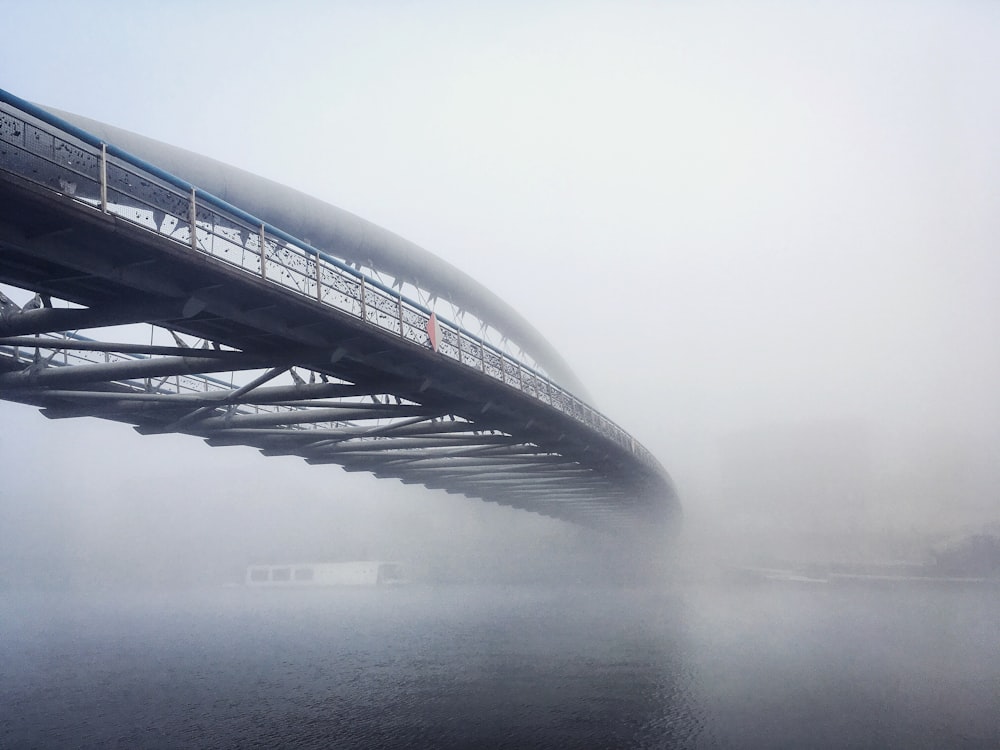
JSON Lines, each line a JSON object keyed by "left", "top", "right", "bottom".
{"left": 245, "top": 561, "right": 407, "bottom": 587}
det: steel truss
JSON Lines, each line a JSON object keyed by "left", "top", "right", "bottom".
{"left": 0, "top": 91, "right": 679, "bottom": 530}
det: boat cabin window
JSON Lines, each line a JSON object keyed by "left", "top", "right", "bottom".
{"left": 249, "top": 568, "right": 269, "bottom": 582}
{"left": 271, "top": 567, "right": 291, "bottom": 582}
{"left": 293, "top": 567, "right": 314, "bottom": 581}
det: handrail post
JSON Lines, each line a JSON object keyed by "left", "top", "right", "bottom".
{"left": 259, "top": 224, "right": 267, "bottom": 280}
{"left": 359, "top": 276, "right": 367, "bottom": 321}
{"left": 315, "top": 254, "right": 323, "bottom": 302}
{"left": 397, "top": 292, "right": 404, "bottom": 337}
{"left": 99, "top": 143, "right": 108, "bottom": 213}
{"left": 189, "top": 187, "right": 198, "bottom": 251}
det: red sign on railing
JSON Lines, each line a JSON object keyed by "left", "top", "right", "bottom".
{"left": 426, "top": 312, "right": 442, "bottom": 352}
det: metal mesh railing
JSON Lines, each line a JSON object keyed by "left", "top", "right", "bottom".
{"left": 0, "top": 96, "right": 658, "bottom": 468}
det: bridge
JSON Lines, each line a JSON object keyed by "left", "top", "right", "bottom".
{"left": 0, "top": 88, "right": 679, "bottom": 531}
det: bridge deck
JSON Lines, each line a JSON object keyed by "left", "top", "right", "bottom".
{"left": 0, "top": 92, "right": 678, "bottom": 530}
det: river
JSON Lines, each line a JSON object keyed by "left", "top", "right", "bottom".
{"left": 2, "top": 583, "right": 998, "bottom": 748}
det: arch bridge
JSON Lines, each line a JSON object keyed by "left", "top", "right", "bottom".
{"left": 0, "top": 89, "right": 678, "bottom": 531}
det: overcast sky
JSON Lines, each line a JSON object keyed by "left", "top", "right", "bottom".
{"left": 2, "top": 1, "right": 999, "bottom": 565}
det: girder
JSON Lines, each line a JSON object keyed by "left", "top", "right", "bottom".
{"left": 0, "top": 299, "right": 202, "bottom": 336}
{"left": 0, "top": 351, "right": 274, "bottom": 388}
{"left": 0, "top": 336, "right": 237, "bottom": 359}
{"left": 0, "top": 89, "right": 680, "bottom": 530}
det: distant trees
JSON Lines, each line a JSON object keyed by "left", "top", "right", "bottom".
{"left": 931, "top": 534, "right": 1000, "bottom": 577}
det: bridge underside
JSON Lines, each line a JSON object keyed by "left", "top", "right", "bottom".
{"left": 0, "top": 173, "right": 676, "bottom": 529}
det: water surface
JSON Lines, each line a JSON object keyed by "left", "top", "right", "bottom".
{"left": 2, "top": 584, "right": 998, "bottom": 748}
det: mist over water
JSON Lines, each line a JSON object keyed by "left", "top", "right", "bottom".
{"left": 3, "top": 1, "right": 1000, "bottom": 747}
{"left": 3, "top": 407, "right": 997, "bottom": 748}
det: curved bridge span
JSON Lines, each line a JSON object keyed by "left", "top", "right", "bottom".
{"left": 0, "top": 89, "right": 678, "bottom": 530}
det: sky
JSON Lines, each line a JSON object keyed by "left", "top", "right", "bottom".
{"left": 2, "top": 1, "right": 999, "bottom": 577}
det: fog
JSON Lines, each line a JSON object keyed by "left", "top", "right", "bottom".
{"left": 2, "top": 1, "right": 1000, "bottom": 587}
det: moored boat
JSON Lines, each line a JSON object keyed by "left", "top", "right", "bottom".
{"left": 246, "top": 561, "right": 407, "bottom": 587}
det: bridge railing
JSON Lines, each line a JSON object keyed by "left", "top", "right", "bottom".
{"left": 0, "top": 92, "right": 658, "bottom": 469}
